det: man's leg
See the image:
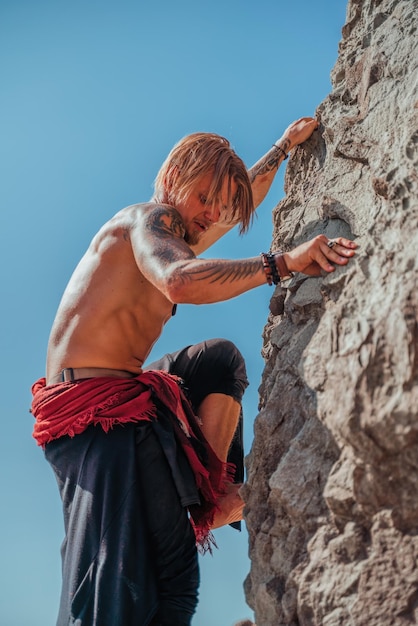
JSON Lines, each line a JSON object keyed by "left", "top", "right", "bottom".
{"left": 196, "top": 392, "right": 244, "bottom": 529}
{"left": 197, "top": 392, "right": 241, "bottom": 462}
{"left": 146, "top": 338, "right": 249, "bottom": 528}
{"left": 135, "top": 423, "right": 200, "bottom": 626}
{"left": 45, "top": 425, "right": 161, "bottom": 626}
{"left": 146, "top": 338, "right": 248, "bottom": 460}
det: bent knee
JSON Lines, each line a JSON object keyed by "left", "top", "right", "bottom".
{"left": 204, "top": 338, "right": 246, "bottom": 372}
{"left": 204, "top": 338, "right": 248, "bottom": 400}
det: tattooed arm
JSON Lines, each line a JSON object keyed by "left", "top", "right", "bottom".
{"left": 249, "top": 117, "right": 318, "bottom": 207}
{"left": 131, "top": 203, "right": 356, "bottom": 305}
{"left": 131, "top": 204, "right": 266, "bottom": 304}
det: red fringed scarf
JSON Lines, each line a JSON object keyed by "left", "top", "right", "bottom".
{"left": 31, "top": 370, "right": 232, "bottom": 550}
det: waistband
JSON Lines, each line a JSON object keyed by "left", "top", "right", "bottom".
{"left": 48, "top": 367, "right": 137, "bottom": 385}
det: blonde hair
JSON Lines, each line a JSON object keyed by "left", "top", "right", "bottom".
{"left": 153, "top": 132, "right": 254, "bottom": 234}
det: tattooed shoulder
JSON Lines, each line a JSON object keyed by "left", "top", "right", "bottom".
{"left": 146, "top": 205, "right": 186, "bottom": 239}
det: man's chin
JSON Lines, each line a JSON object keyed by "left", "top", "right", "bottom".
{"left": 184, "top": 231, "right": 201, "bottom": 246}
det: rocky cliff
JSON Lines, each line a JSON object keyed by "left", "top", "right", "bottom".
{"left": 243, "top": 1, "right": 418, "bottom": 624}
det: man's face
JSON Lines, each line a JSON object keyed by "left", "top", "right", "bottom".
{"left": 175, "top": 172, "right": 237, "bottom": 246}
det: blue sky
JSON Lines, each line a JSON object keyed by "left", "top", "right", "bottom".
{"left": 0, "top": 2, "right": 346, "bottom": 624}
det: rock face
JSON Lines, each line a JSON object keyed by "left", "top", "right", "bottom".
{"left": 243, "top": 1, "right": 418, "bottom": 624}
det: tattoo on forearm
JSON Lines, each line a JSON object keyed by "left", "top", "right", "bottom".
{"left": 176, "top": 258, "right": 260, "bottom": 285}
{"left": 249, "top": 137, "right": 291, "bottom": 182}
{"left": 249, "top": 152, "right": 281, "bottom": 181}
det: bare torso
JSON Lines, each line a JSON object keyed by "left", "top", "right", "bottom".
{"left": 46, "top": 203, "right": 175, "bottom": 383}
{"left": 46, "top": 139, "right": 301, "bottom": 385}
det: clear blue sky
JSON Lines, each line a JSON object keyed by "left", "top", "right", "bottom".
{"left": 0, "top": 2, "right": 346, "bottom": 624}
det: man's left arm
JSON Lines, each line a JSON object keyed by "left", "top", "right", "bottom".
{"left": 248, "top": 116, "right": 318, "bottom": 206}
{"left": 191, "top": 116, "right": 318, "bottom": 255}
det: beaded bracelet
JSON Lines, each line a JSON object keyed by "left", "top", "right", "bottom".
{"left": 272, "top": 143, "right": 288, "bottom": 160}
{"left": 261, "top": 251, "right": 294, "bottom": 285}
{"left": 260, "top": 252, "right": 280, "bottom": 285}
{"left": 260, "top": 252, "right": 273, "bottom": 285}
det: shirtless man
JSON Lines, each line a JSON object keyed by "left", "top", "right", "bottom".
{"left": 32, "top": 117, "right": 357, "bottom": 625}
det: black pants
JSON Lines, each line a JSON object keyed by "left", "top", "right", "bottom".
{"left": 136, "top": 423, "right": 200, "bottom": 626}
{"left": 46, "top": 338, "right": 248, "bottom": 626}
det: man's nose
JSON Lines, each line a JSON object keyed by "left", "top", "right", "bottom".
{"left": 205, "top": 204, "right": 221, "bottom": 223}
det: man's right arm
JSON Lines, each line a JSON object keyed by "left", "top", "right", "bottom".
{"left": 131, "top": 205, "right": 357, "bottom": 307}
{"left": 131, "top": 204, "right": 266, "bottom": 305}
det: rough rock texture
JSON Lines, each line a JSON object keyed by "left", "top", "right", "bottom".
{"left": 243, "top": 1, "right": 418, "bottom": 624}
